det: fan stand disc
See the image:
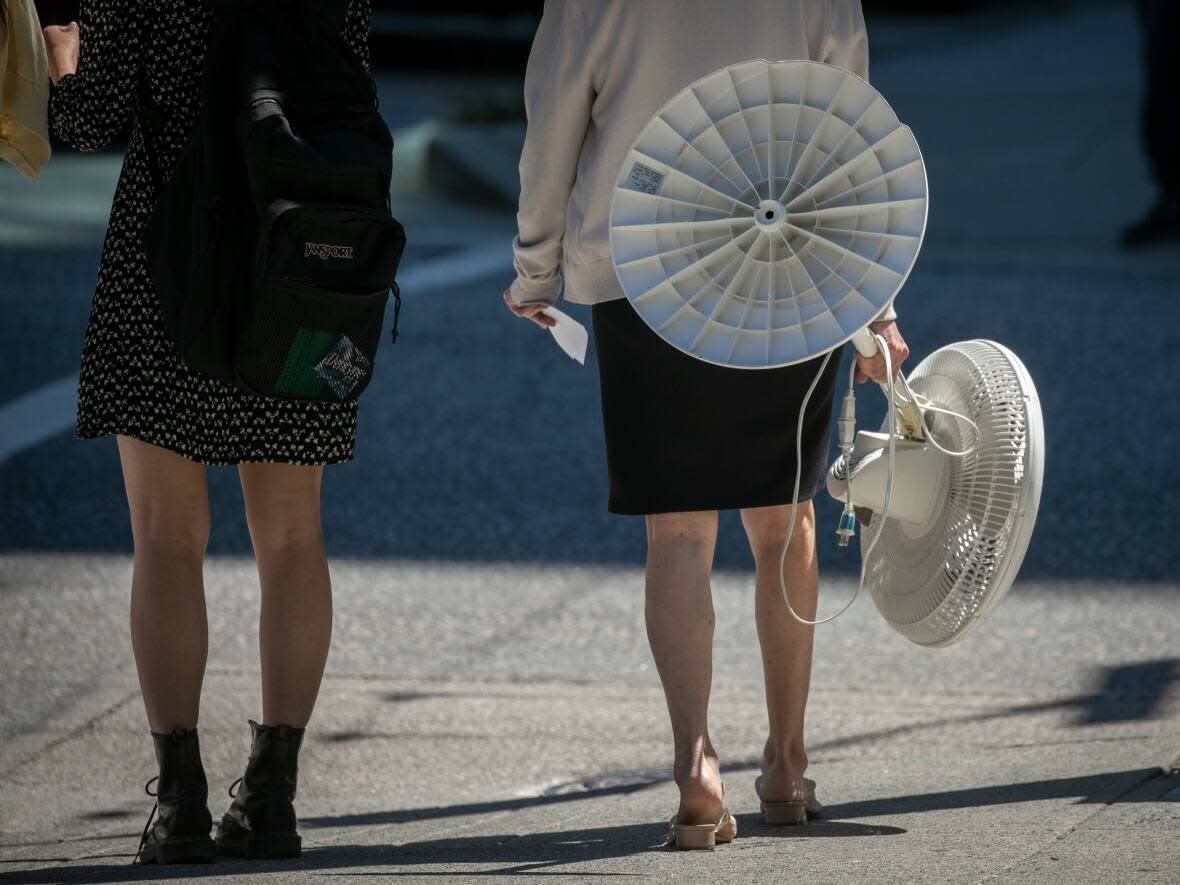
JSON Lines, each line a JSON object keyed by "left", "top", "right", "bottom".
{"left": 610, "top": 59, "right": 928, "bottom": 369}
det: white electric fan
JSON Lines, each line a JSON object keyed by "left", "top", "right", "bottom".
{"left": 608, "top": 59, "right": 1045, "bottom": 646}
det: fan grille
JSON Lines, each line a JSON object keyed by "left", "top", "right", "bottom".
{"left": 862, "top": 341, "right": 1043, "bottom": 646}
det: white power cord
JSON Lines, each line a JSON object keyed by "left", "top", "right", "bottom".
{"left": 896, "top": 371, "right": 981, "bottom": 458}
{"left": 778, "top": 334, "right": 897, "bottom": 626}
{"left": 777, "top": 334, "right": 986, "bottom": 626}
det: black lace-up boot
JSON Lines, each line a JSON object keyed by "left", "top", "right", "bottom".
{"left": 215, "top": 720, "right": 305, "bottom": 859}
{"left": 133, "top": 728, "right": 215, "bottom": 865}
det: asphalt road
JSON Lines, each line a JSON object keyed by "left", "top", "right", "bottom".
{"left": 1, "top": 7, "right": 1178, "bottom": 582}
{"left": 3, "top": 232, "right": 1176, "bottom": 581}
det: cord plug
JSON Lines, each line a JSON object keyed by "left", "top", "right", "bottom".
{"left": 836, "top": 507, "right": 857, "bottom": 547}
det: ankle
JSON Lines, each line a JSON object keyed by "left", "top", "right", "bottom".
{"left": 758, "top": 745, "right": 811, "bottom": 802}
{"left": 762, "top": 737, "right": 808, "bottom": 777}
{"left": 673, "top": 737, "right": 718, "bottom": 778}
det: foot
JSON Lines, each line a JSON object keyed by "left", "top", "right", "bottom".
{"left": 673, "top": 750, "right": 726, "bottom": 826}
{"left": 755, "top": 768, "right": 817, "bottom": 804}
{"left": 669, "top": 752, "right": 735, "bottom": 849}
{"left": 1121, "top": 196, "right": 1180, "bottom": 248}
{"left": 134, "top": 729, "right": 215, "bottom": 865}
{"left": 668, "top": 804, "right": 738, "bottom": 849}
{"left": 757, "top": 738, "right": 821, "bottom": 816}
{"left": 215, "top": 721, "right": 304, "bottom": 860}
{"left": 758, "top": 736, "right": 807, "bottom": 787}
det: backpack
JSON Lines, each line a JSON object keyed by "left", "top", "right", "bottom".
{"left": 142, "top": 0, "right": 406, "bottom": 402}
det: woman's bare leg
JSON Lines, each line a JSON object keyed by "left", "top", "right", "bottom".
{"left": 238, "top": 462, "right": 331, "bottom": 728}
{"left": 741, "top": 502, "right": 819, "bottom": 798}
{"left": 644, "top": 511, "right": 725, "bottom": 823}
{"left": 118, "top": 435, "right": 211, "bottom": 733}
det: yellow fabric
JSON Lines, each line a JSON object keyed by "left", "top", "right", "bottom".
{"left": 0, "top": 0, "right": 52, "bottom": 181}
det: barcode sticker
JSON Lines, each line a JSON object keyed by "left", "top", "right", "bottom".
{"left": 625, "top": 162, "right": 666, "bottom": 196}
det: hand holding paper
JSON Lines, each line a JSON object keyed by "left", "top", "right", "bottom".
{"left": 501, "top": 290, "right": 588, "bottom": 365}
{"left": 540, "top": 307, "right": 588, "bottom": 365}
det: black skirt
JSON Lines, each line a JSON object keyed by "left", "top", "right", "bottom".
{"left": 592, "top": 298, "right": 843, "bottom": 515}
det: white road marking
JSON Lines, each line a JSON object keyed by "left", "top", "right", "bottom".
{"left": 0, "top": 242, "right": 515, "bottom": 465}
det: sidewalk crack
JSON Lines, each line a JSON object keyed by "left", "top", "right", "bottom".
{"left": 0, "top": 690, "right": 139, "bottom": 782}
{"left": 972, "top": 765, "right": 1172, "bottom": 885}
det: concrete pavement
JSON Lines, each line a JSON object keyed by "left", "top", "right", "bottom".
{"left": 1, "top": 556, "right": 1178, "bottom": 883}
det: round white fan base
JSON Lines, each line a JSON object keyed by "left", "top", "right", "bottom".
{"left": 609, "top": 59, "right": 928, "bottom": 369}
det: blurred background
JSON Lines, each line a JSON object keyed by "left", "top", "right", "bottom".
{"left": 2, "top": 2, "right": 1179, "bottom": 880}
{"left": 5, "top": 0, "right": 1177, "bottom": 579}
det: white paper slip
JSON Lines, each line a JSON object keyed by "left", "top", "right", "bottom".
{"left": 541, "top": 307, "right": 588, "bottom": 365}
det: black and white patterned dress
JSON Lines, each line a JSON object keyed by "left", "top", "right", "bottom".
{"left": 49, "top": 0, "right": 372, "bottom": 465}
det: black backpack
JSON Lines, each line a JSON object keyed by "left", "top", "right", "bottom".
{"left": 143, "top": 0, "right": 406, "bottom": 402}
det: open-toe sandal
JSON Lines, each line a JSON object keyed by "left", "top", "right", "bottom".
{"left": 668, "top": 806, "right": 738, "bottom": 850}
{"left": 757, "top": 776, "right": 821, "bottom": 826}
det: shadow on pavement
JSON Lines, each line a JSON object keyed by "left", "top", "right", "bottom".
{"left": 301, "top": 781, "right": 667, "bottom": 831}
{"left": 7, "top": 765, "right": 1170, "bottom": 885}
{"left": 731, "top": 817, "right": 905, "bottom": 839}
{"left": 824, "top": 767, "right": 1175, "bottom": 820}
{"left": 0, "top": 822, "right": 661, "bottom": 883}
{"left": 307, "top": 658, "right": 1176, "bottom": 773}
{"left": 1078, "top": 659, "right": 1180, "bottom": 725}
{"left": 297, "top": 764, "right": 1171, "bottom": 835}
{"left": 0, "top": 817, "right": 905, "bottom": 883}
{"left": 2, "top": 765, "right": 1169, "bottom": 882}
{"left": 796, "top": 658, "right": 1180, "bottom": 758}
{"left": 4, "top": 658, "right": 1169, "bottom": 877}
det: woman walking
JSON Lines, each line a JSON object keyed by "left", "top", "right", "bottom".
{"left": 505, "top": 0, "right": 909, "bottom": 849}
{"left": 43, "top": 0, "right": 373, "bottom": 864}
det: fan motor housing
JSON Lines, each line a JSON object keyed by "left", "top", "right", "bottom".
{"left": 827, "top": 431, "right": 950, "bottom": 531}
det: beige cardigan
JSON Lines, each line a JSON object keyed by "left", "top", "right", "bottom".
{"left": 0, "top": 0, "right": 51, "bottom": 181}
{"left": 511, "top": 0, "right": 894, "bottom": 321}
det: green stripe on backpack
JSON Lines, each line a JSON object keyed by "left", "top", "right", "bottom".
{"left": 275, "top": 328, "right": 334, "bottom": 397}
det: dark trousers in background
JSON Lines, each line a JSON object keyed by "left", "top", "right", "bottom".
{"left": 1139, "top": 0, "right": 1179, "bottom": 198}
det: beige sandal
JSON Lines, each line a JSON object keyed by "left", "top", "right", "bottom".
{"left": 668, "top": 805, "right": 738, "bottom": 850}
{"left": 756, "top": 776, "right": 821, "bottom": 826}
{"left": 760, "top": 798, "right": 807, "bottom": 825}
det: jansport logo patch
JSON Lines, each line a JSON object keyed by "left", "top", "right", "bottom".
{"left": 305, "top": 242, "right": 355, "bottom": 260}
